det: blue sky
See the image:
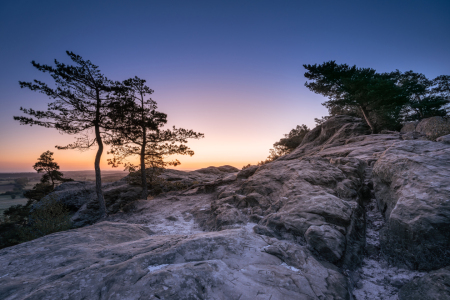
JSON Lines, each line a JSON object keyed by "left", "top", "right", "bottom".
{"left": 0, "top": 0, "right": 449, "bottom": 171}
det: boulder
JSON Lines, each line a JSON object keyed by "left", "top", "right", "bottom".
{"left": 305, "top": 225, "right": 346, "bottom": 263}
{"left": 226, "top": 157, "right": 366, "bottom": 269}
{"left": 42, "top": 180, "right": 142, "bottom": 228}
{"left": 437, "top": 134, "right": 450, "bottom": 144}
{"left": 372, "top": 140, "right": 450, "bottom": 270}
{"left": 400, "top": 121, "right": 419, "bottom": 133}
{"left": 236, "top": 165, "right": 259, "bottom": 179}
{"left": 415, "top": 116, "right": 450, "bottom": 140}
{"left": 398, "top": 266, "right": 450, "bottom": 300}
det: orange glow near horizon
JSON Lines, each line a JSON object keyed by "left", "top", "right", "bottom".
{"left": 0, "top": 124, "right": 278, "bottom": 172}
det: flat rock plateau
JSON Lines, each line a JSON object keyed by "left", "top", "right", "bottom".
{"left": 1, "top": 115, "right": 450, "bottom": 300}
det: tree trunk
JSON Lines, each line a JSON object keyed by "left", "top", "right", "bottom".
{"left": 140, "top": 137, "right": 147, "bottom": 199}
{"left": 94, "top": 124, "right": 107, "bottom": 218}
{"left": 140, "top": 93, "right": 148, "bottom": 199}
{"left": 359, "top": 106, "right": 376, "bottom": 133}
{"left": 94, "top": 89, "right": 107, "bottom": 218}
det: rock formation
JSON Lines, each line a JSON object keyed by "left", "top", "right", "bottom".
{"left": 1, "top": 115, "right": 449, "bottom": 299}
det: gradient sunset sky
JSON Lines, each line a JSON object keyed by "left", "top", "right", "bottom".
{"left": 0, "top": 0, "right": 449, "bottom": 172}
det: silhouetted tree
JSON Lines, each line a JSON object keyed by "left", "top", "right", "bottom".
{"left": 24, "top": 151, "right": 73, "bottom": 201}
{"left": 108, "top": 77, "right": 204, "bottom": 198}
{"left": 303, "top": 61, "right": 408, "bottom": 132}
{"left": 14, "top": 52, "right": 123, "bottom": 217}
{"left": 304, "top": 61, "right": 449, "bottom": 131}
{"left": 32, "top": 151, "right": 69, "bottom": 188}
{"left": 258, "top": 124, "right": 310, "bottom": 165}
{"left": 398, "top": 71, "right": 449, "bottom": 121}
{"left": 272, "top": 124, "right": 309, "bottom": 156}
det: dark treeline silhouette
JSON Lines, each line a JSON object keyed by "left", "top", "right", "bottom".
{"left": 14, "top": 51, "right": 203, "bottom": 217}
{"left": 243, "top": 124, "right": 310, "bottom": 168}
{"left": 304, "top": 61, "right": 450, "bottom": 132}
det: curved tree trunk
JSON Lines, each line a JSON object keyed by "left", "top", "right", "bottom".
{"left": 140, "top": 140, "right": 148, "bottom": 199}
{"left": 94, "top": 88, "right": 106, "bottom": 218}
{"left": 94, "top": 124, "right": 107, "bottom": 218}
{"left": 140, "top": 93, "right": 148, "bottom": 199}
{"left": 359, "top": 106, "right": 376, "bottom": 133}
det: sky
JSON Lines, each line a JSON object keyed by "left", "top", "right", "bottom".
{"left": 0, "top": 0, "right": 449, "bottom": 172}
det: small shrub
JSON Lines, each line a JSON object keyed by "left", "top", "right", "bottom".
{"left": 19, "top": 195, "right": 72, "bottom": 241}
{"left": 242, "top": 164, "right": 252, "bottom": 170}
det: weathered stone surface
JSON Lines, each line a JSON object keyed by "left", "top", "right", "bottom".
{"left": 278, "top": 115, "right": 401, "bottom": 166}
{"left": 305, "top": 225, "right": 346, "bottom": 263}
{"left": 372, "top": 140, "right": 450, "bottom": 270}
{"left": 43, "top": 179, "right": 142, "bottom": 228}
{"left": 401, "top": 131, "right": 427, "bottom": 140}
{"left": 236, "top": 165, "right": 259, "bottom": 179}
{"left": 400, "top": 121, "right": 419, "bottom": 133}
{"left": 398, "top": 266, "right": 450, "bottom": 300}
{"left": 281, "top": 115, "right": 372, "bottom": 160}
{"left": 160, "top": 165, "right": 238, "bottom": 185}
{"left": 437, "top": 134, "right": 450, "bottom": 144}
{"left": 415, "top": 116, "right": 450, "bottom": 140}
{"left": 44, "top": 166, "right": 240, "bottom": 228}
{"left": 228, "top": 157, "right": 366, "bottom": 269}
{"left": 0, "top": 222, "right": 350, "bottom": 300}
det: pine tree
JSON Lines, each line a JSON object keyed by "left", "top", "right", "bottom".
{"left": 107, "top": 77, "right": 204, "bottom": 198}
{"left": 14, "top": 52, "right": 124, "bottom": 217}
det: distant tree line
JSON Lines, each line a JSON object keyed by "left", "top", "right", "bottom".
{"left": 0, "top": 178, "right": 28, "bottom": 199}
{"left": 14, "top": 51, "right": 204, "bottom": 218}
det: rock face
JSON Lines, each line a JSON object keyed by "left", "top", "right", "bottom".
{"left": 401, "top": 116, "right": 450, "bottom": 141}
{"left": 43, "top": 179, "right": 142, "bottom": 228}
{"left": 0, "top": 222, "right": 350, "bottom": 300}
{"left": 437, "top": 134, "right": 450, "bottom": 144}
{"left": 398, "top": 266, "right": 450, "bottom": 300}
{"left": 46, "top": 165, "right": 240, "bottom": 228}
{"left": 2, "top": 115, "right": 450, "bottom": 299}
{"left": 372, "top": 140, "right": 450, "bottom": 270}
{"left": 237, "top": 157, "right": 366, "bottom": 269}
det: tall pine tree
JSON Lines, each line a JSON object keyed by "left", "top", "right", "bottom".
{"left": 107, "top": 77, "right": 204, "bottom": 198}
{"left": 14, "top": 51, "right": 124, "bottom": 217}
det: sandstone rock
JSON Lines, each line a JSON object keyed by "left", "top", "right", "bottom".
{"left": 415, "top": 116, "right": 450, "bottom": 140}
{"left": 236, "top": 165, "right": 259, "bottom": 178}
{"left": 232, "top": 157, "right": 366, "bottom": 269}
{"left": 401, "top": 131, "right": 427, "bottom": 140}
{"left": 279, "top": 115, "right": 400, "bottom": 164}
{"left": 47, "top": 166, "right": 240, "bottom": 228}
{"left": 398, "top": 266, "right": 450, "bottom": 300}
{"left": 400, "top": 121, "right": 419, "bottom": 133}
{"left": 305, "top": 225, "right": 346, "bottom": 263}
{"left": 372, "top": 140, "right": 450, "bottom": 270}
{"left": 42, "top": 180, "right": 142, "bottom": 228}
{"left": 437, "top": 134, "right": 450, "bottom": 144}
{"left": 160, "top": 165, "right": 236, "bottom": 185}
{"left": 281, "top": 115, "right": 371, "bottom": 160}
{"left": 0, "top": 222, "right": 350, "bottom": 300}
